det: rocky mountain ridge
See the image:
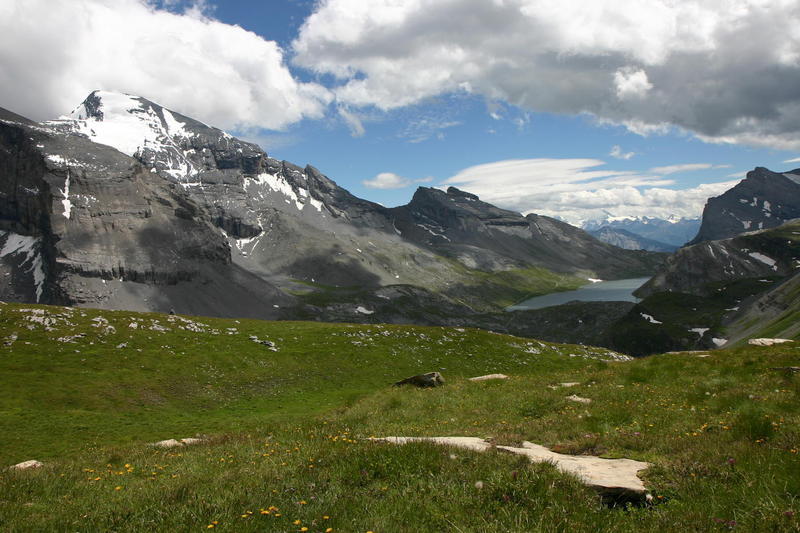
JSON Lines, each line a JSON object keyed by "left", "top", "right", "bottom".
{"left": 689, "top": 166, "right": 800, "bottom": 244}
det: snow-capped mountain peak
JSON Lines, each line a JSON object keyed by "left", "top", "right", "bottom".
{"left": 50, "top": 90, "right": 210, "bottom": 180}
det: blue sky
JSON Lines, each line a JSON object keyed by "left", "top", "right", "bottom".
{"left": 3, "top": 0, "right": 800, "bottom": 223}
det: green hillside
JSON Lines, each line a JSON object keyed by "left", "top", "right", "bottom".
{"left": 0, "top": 303, "right": 798, "bottom": 532}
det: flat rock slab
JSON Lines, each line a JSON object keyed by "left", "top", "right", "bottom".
{"left": 496, "top": 441, "right": 649, "bottom": 498}
{"left": 468, "top": 374, "right": 509, "bottom": 382}
{"left": 150, "top": 438, "right": 205, "bottom": 449}
{"left": 567, "top": 394, "right": 592, "bottom": 404}
{"left": 371, "top": 436, "right": 491, "bottom": 453}
{"left": 548, "top": 382, "right": 579, "bottom": 389}
{"left": 372, "top": 436, "right": 649, "bottom": 500}
{"left": 8, "top": 460, "right": 43, "bottom": 470}
{"left": 748, "top": 338, "right": 793, "bottom": 346}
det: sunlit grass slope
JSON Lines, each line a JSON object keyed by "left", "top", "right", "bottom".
{"left": 0, "top": 303, "right": 798, "bottom": 532}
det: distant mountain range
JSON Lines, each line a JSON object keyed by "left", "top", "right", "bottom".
{"left": 0, "top": 90, "right": 662, "bottom": 324}
{"left": 587, "top": 227, "right": 677, "bottom": 252}
{"left": 582, "top": 216, "right": 701, "bottom": 248}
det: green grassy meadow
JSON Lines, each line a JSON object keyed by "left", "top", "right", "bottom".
{"left": 0, "top": 303, "right": 798, "bottom": 531}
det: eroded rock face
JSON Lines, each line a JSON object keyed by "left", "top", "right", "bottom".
{"left": 0, "top": 104, "right": 293, "bottom": 317}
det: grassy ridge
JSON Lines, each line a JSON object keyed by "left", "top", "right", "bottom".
{"left": 0, "top": 303, "right": 603, "bottom": 462}
{"left": 1, "top": 303, "right": 798, "bottom": 531}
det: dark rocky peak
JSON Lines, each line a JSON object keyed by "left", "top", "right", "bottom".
{"left": 304, "top": 164, "right": 339, "bottom": 195}
{"left": 408, "top": 186, "right": 523, "bottom": 223}
{"left": 446, "top": 186, "right": 479, "bottom": 200}
{"left": 303, "top": 164, "right": 390, "bottom": 224}
{"left": 690, "top": 166, "right": 800, "bottom": 244}
{"left": 70, "top": 90, "right": 104, "bottom": 120}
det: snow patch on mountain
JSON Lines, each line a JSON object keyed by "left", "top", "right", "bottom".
{"left": 749, "top": 252, "right": 777, "bottom": 269}
{"left": 243, "top": 172, "right": 323, "bottom": 213}
{"left": 61, "top": 170, "right": 72, "bottom": 219}
{"left": 63, "top": 92, "right": 164, "bottom": 157}
{"left": 52, "top": 91, "right": 200, "bottom": 180}
{"left": 640, "top": 313, "right": 662, "bottom": 324}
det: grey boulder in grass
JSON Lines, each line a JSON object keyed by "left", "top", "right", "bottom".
{"left": 8, "top": 460, "right": 43, "bottom": 470}
{"left": 393, "top": 372, "right": 445, "bottom": 388}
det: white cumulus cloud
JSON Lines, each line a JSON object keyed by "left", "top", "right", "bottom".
{"left": 293, "top": 0, "right": 800, "bottom": 150}
{"left": 610, "top": 145, "right": 635, "bottom": 160}
{"left": 0, "top": 0, "right": 331, "bottom": 130}
{"left": 614, "top": 68, "right": 653, "bottom": 100}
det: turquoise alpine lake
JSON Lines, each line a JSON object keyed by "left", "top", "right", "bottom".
{"left": 507, "top": 277, "right": 651, "bottom": 311}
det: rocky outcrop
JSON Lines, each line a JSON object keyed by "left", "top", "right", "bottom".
{"left": 690, "top": 167, "right": 800, "bottom": 244}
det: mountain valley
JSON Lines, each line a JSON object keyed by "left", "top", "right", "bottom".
{"left": 0, "top": 91, "right": 662, "bottom": 332}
